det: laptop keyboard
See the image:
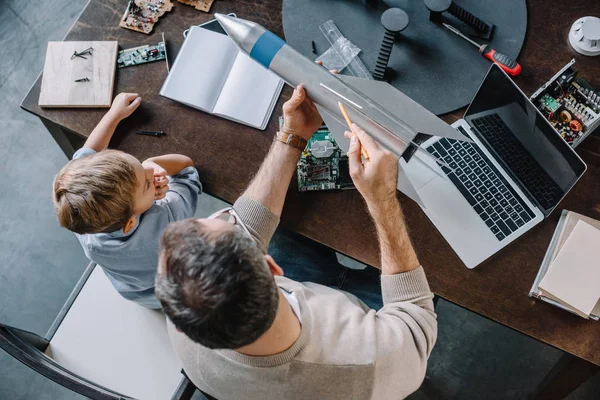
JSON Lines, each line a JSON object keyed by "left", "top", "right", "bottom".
{"left": 470, "top": 114, "right": 564, "bottom": 210}
{"left": 426, "top": 138, "right": 535, "bottom": 241}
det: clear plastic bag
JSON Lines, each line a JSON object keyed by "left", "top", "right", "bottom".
{"left": 316, "top": 37, "right": 360, "bottom": 72}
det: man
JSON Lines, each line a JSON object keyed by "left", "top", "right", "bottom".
{"left": 155, "top": 85, "right": 438, "bottom": 399}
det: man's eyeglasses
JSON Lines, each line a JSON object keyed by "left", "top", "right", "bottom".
{"left": 208, "top": 207, "right": 252, "bottom": 238}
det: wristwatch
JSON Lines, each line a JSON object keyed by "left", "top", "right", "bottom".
{"left": 275, "top": 131, "right": 307, "bottom": 151}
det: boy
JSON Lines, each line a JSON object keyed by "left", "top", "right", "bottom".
{"left": 53, "top": 93, "right": 202, "bottom": 309}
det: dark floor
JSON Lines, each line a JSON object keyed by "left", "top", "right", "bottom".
{"left": 0, "top": 1, "right": 598, "bottom": 399}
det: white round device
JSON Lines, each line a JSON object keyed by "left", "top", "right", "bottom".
{"left": 569, "top": 16, "right": 600, "bottom": 56}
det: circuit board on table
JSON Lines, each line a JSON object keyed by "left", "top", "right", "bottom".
{"left": 117, "top": 37, "right": 166, "bottom": 68}
{"left": 120, "top": 0, "right": 173, "bottom": 34}
{"left": 280, "top": 117, "right": 354, "bottom": 192}
{"left": 176, "top": 0, "right": 215, "bottom": 12}
{"left": 531, "top": 60, "right": 600, "bottom": 147}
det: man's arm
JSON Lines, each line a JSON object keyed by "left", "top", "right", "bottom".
{"left": 242, "top": 141, "right": 302, "bottom": 218}
{"left": 82, "top": 93, "right": 141, "bottom": 152}
{"left": 345, "top": 124, "right": 419, "bottom": 274}
{"left": 242, "top": 85, "right": 322, "bottom": 218}
{"left": 233, "top": 85, "right": 322, "bottom": 252}
{"left": 346, "top": 125, "right": 437, "bottom": 397}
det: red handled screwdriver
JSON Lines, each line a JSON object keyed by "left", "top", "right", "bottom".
{"left": 442, "top": 23, "right": 522, "bottom": 76}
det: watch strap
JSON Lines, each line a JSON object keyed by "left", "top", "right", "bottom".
{"left": 275, "top": 131, "right": 307, "bottom": 151}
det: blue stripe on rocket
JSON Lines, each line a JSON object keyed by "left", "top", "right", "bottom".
{"left": 249, "top": 31, "right": 286, "bottom": 69}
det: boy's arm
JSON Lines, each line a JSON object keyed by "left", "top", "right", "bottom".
{"left": 142, "top": 154, "right": 194, "bottom": 176}
{"left": 143, "top": 154, "right": 201, "bottom": 221}
{"left": 83, "top": 93, "right": 142, "bottom": 152}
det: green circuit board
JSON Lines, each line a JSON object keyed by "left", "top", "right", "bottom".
{"left": 281, "top": 117, "right": 354, "bottom": 192}
{"left": 539, "top": 93, "right": 561, "bottom": 113}
{"left": 117, "top": 40, "right": 166, "bottom": 68}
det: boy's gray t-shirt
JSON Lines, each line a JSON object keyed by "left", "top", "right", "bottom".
{"left": 72, "top": 148, "right": 202, "bottom": 308}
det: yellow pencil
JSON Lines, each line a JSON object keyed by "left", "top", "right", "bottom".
{"left": 338, "top": 101, "right": 369, "bottom": 161}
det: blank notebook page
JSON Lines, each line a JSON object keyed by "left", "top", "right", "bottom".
{"left": 539, "top": 221, "right": 600, "bottom": 317}
{"left": 213, "top": 52, "right": 282, "bottom": 128}
{"left": 161, "top": 28, "right": 239, "bottom": 112}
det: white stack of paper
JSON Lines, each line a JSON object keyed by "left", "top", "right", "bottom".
{"left": 538, "top": 221, "right": 600, "bottom": 319}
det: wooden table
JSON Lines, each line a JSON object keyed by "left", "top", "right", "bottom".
{"left": 21, "top": 0, "right": 600, "bottom": 398}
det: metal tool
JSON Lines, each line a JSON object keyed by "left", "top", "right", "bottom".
{"left": 442, "top": 23, "right": 522, "bottom": 76}
{"left": 136, "top": 131, "right": 166, "bottom": 136}
{"left": 71, "top": 47, "right": 93, "bottom": 60}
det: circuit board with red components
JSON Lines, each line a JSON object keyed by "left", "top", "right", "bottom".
{"left": 531, "top": 60, "right": 600, "bottom": 148}
{"left": 176, "top": 0, "right": 215, "bottom": 12}
{"left": 120, "top": 0, "right": 173, "bottom": 34}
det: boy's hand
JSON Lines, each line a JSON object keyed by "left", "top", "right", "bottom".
{"left": 143, "top": 159, "right": 169, "bottom": 200}
{"left": 154, "top": 174, "right": 169, "bottom": 200}
{"left": 108, "top": 93, "right": 142, "bottom": 121}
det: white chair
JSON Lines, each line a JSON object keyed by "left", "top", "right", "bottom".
{"left": 0, "top": 262, "right": 198, "bottom": 400}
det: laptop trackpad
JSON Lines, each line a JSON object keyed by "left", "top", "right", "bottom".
{"left": 400, "top": 152, "right": 442, "bottom": 190}
{"left": 417, "top": 175, "right": 502, "bottom": 269}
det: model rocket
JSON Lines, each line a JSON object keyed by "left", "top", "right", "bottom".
{"left": 215, "top": 14, "right": 471, "bottom": 205}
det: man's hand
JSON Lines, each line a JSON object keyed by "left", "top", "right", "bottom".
{"left": 345, "top": 124, "right": 399, "bottom": 210}
{"left": 108, "top": 93, "right": 142, "bottom": 122}
{"left": 143, "top": 159, "right": 169, "bottom": 200}
{"left": 281, "top": 85, "right": 322, "bottom": 141}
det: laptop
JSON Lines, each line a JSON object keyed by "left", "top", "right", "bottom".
{"left": 401, "top": 64, "right": 587, "bottom": 269}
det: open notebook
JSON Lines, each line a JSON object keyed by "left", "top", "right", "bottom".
{"left": 160, "top": 26, "right": 283, "bottom": 130}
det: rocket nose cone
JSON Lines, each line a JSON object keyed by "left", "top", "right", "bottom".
{"left": 214, "top": 14, "right": 265, "bottom": 54}
{"left": 214, "top": 13, "right": 228, "bottom": 24}
{"left": 215, "top": 13, "right": 239, "bottom": 37}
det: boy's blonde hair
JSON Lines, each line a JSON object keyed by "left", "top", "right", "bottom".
{"left": 53, "top": 150, "right": 139, "bottom": 234}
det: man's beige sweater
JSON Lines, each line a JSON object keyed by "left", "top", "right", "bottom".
{"left": 166, "top": 197, "right": 438, "bottom": 400}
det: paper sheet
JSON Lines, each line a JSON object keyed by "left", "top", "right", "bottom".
{"left": 539, "top": 221, "right": 600, "bottom": 318}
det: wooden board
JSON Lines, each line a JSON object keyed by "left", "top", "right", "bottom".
{"left": 39, "top": 41, "right": 118, "bottom": 108}
{"left": 177, "top": 0, "right": 214, "bottom": 12}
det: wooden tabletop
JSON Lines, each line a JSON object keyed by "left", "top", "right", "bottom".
{"left": 21, "top": 0, "right": 600, "bottom": 365}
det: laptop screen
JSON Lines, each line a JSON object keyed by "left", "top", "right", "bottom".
{"left": 464, "top": 65, "right": 586, "bottom": 215}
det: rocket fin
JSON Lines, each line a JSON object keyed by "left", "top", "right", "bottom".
{"left": 316, "top": 105, "right": 425, "bottom": 206}
{"left": 316, "top": 104, "right": 352, "bottom": 153}
{"left": 336, "top": 75, "right": 472, "bottom": 143}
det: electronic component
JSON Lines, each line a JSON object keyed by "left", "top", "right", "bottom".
{"left": 176, "top": 0, "right": 215, "bottom": 12}
{"left": 531, "top": 59, "right": 600, "bottom": 147}
{"left": 282, "top": 117, "right": 355, "bottom": 192}
{"left": 120, "top": 0, "right": 173, "bottom": 35}
{"left": 539, "top": 94, "right": 561, "bottom": 114}
{"left": 117, "top": 35, "right": 167, "bottom": 68}
{"left": 559, "top": 110, "right": 572, "bottom": 123}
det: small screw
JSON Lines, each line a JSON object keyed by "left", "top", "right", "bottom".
{"left": 71, "top": 47, "right": 93, "bottom": 59}
{"left": 311, "top": 41, "right": 317, "bottom": 54}
{"left": 74, "top": 77, "right": 90, "bottom": 82}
